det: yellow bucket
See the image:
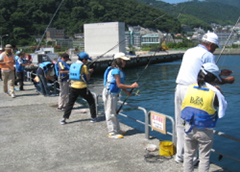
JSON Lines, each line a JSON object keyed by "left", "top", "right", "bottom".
{"left": 159, "top": 141, "right": 176, "bottom": 157}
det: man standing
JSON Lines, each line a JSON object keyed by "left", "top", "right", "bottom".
{"left": 15, "top": 51, "right": 31, "bottom": 91}
{"left": 0, "top": 44, "right": 16, "bottom": 97}
{"left": 56, "top": 53, "right": 71, "bottom": 111}
{"left": 0, "top": 47, "right": 3, "bottom": 81}
{"left": 174, "top": 32, "right": 234, "bottom": 164}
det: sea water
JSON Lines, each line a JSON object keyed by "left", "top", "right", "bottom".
{"left": 88, "top": 55, "right": 240, "bottom": 172}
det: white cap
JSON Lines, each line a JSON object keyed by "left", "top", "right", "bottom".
{"left": 201, "top": 63, "right": 222, "bottom": 82}
{"left": 202, "top": 31, "right": 221, "bottom": 48}
{"left": 114, "top": 52, "right": 130, "bottom": 61}
{"left": 0, "top": 47, "right": 3, "bottom": 51}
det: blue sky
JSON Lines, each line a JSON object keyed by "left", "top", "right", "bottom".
{"left": 159, "top": 0, "right": 204, "bottom": 4}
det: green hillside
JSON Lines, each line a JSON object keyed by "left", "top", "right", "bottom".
{"left": 137, "top": 0, "right": 240, "bottom": 29}
{"left": 0, "top": 0, "right": 181, "bottom": 46}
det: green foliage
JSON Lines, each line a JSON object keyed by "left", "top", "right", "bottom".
{"left": 0, "top": 0, "right": 181, "bottom": 47}
{"left": 137, "top": 0, "right": 240, "bottom": 29}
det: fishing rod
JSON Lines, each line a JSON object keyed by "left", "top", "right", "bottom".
{"left": 35, "top": 0, "right": 65, "bottom": 52}
{"left": 116, "top": 50, "right": 158, "bottom": 114}
{"left": 216, "top": 16, "right": 240, "bottom": 64}
{"left": 88, "top": 39, "right": 126, "bottom": 67}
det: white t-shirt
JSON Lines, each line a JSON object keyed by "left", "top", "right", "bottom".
{"left": 176, "top": 44, "right": 216, "bottom": 85}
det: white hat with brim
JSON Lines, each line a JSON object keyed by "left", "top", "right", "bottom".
{"left": 114, "top": 52, "right": 130, "bottom": 61}
{"left": 5, "top": 44, "right": 12, "bottom": 50}
{"left": 202, "top": 32, "right": 222, "bottom": 49}
{"left": 201, "top": 63, "right": 222, "bottom": 82}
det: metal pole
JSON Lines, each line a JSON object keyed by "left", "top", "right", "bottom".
{"left": 0, "top": 34, "right": 8, "bottom": 48}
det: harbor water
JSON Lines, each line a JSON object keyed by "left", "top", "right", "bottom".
{"left": 87, "top": 55, "right": 240, "bottom": 172}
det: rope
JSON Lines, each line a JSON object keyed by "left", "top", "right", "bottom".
{"left": 144, "top": 149, "right": 172, "bottom": 163}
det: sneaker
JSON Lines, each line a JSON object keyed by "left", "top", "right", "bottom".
{"left": 60, "top": 118, "right": 67, "bottom": 125}
{"left": 118, "top": 130, "right": 127, "bottom": 135}
{"left": 108, "top": 133, "right": 123, "bottom": 139}
{"left": 57, "top": 108, "right": 63, "bottom": 112}
{"left": 11, "top": 94, "right": 15, "bottom": 98}
{"left": 193, "top": 157, "right": 199, "bottom": 166}
{"left": 90, "top": 118, "right": 98, "bottom": 123}
{"left": 175, "top": 155, "right": 183, "bottom": 163}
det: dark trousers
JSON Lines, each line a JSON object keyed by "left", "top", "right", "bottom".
{"left": 15, "top": 72, "right": 24, "bottom": 90}
{"left": 38, "top": 74, "right": 50, "bottom": 95}
{"left": 63, "top": 87, "right": 96, "bottom": 119}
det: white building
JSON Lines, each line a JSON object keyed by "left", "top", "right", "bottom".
{"left": 84, "top": 22, "right": 125, "bottom": 57}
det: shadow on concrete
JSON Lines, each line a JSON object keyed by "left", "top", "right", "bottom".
{"left": 125, "top": 128, "right": 143, "bottom": 136}
{"left": 67, "top": 118, "right": 91, "bottom": 124}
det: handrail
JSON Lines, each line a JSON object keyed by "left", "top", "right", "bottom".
{"left": 118, "top": 100, "right": 149, "bottom": 139}
{"left": 23, "top": 72, "right": 240, "bottom": 164}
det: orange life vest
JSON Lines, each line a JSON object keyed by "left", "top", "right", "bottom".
{"left": 0, "top": 52, "right": 15, "bottom": 71}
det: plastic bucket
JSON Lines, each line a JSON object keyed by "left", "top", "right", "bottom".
{"left": 159, "top": 141, "right": 176, "bottom": 157}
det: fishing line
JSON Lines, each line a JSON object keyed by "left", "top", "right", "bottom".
{"left": 88, "top": 39, "right": 126, "bottom": 67}
{"left": 216, "top": 16, "right": 240, "bottom": 64}
{"left": 116, "top": 50, "right": 158, "bottom": 114}
{"left": 35, "top": 0, "right": 65, "bottom": 52}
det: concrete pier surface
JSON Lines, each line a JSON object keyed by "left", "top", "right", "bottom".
{"left": 0, "top": 81, "right": 229, "bottom": 172}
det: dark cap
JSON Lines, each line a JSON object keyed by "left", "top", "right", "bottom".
{"left": 61, "top": 53, "right": 71, "bottom": 61}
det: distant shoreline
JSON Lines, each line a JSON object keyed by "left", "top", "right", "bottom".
{"left": 214, "top": 49, "right": 240, "bottom": 55}
{"left": 168, "top": 49, "right": 240, "bottom": 55}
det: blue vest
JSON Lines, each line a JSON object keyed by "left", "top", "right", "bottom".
{"left": 181, "top": 84, "right": 218, "bottom": 133}
{"left": 103, "top": 67, "right": 125, "bottom": 94}
{"left": 69, "top": 63, "right": 85, "bottom": 81}
{"left": 39, "top": 61, "right": 52, "bottom": 73}
{"left": 55, "top": 59, "right": 69, "bottom": 80}
{"left": 15, "top": 57, "right": 26, "bottom": 72}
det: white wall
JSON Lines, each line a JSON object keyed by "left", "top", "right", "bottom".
{"left": 84, "top": 22, "right": 125, "bottom": 57}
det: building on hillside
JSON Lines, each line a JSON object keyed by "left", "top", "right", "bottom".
{"left": 125, "top": 31, "right": 141, "bottom": 47}
{"left": 141, "top": 33, "right": 160, "bottom": 45}
{"left": 84, "top": 22, "right": 125, "bottom": 57}
{"left": 215, "top": 29, "right": 238, "bottom": 46}
{"left": 46, "top": 28, "right": 65, "bottom": 41}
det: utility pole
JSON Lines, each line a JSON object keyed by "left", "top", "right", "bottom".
{"left": 0, "top": 34, "right": 9, "bottom": 48}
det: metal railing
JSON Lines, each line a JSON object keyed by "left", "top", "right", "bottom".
{"left": 24, "top": 72, "right": 240, "bottom": 163}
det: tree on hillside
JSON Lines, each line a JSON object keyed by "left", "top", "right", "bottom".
{"left": 0, "top": 0, "right": 181, "bottom": 47}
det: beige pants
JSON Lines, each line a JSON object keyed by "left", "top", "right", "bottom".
{"left": 184, "top": 124, "right": 213, "bottom": 172}
{"left": 2, "top": 70, "right": 15, "bottom": 94}
{"left": 102, "top": 88, "right": 121, "bottom": 134}
{"left": 58, "top": 81, "right": 69, "bottom": 109}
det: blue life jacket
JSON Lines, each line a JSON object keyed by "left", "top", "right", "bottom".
{"left": 55, "top": 59, "right": 69, "bottom": 79}
{"left": 103, "top": 66, "right": 112, "bottom": 87}
{"left": 181, "top": 84, "right": 218, "bottom": 133}
{"left": 39, "top": 61, "right": 52, "bottom": 73}
{"left": 69, "top": 63, "right": 86, "bottom": 81}
{"left": 54, "top": 59, "right": 61, "bottom": 77}
{"left": 15, "top": 57, "right": 26, "bottom": 72}
{"left": 103, "top": 67, "right": 125, "bottom": 94}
